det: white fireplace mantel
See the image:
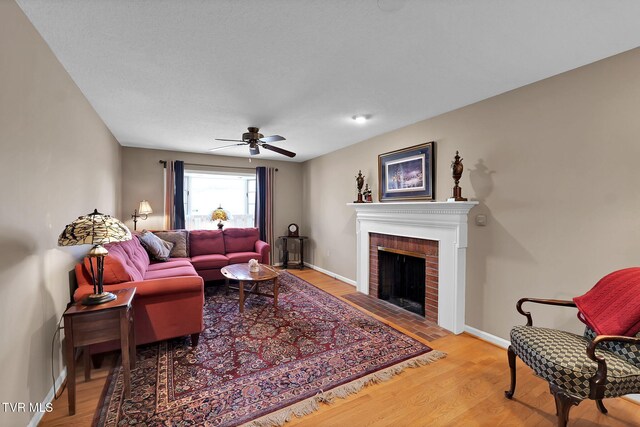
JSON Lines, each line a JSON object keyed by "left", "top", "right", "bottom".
{"left": 348, "top": 201, "right": 478, "bottom": 334}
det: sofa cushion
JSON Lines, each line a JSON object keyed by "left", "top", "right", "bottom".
{"left": 190, "top": 230, "right": 225, "bottom": 256}
{"left": 154, "top": 230, "right": 189, "bottom": 258}
{"left": 147, "top": 259, "right": 193, "bottom": 271}
{"left": 139, "top": 230, "right": 174, "bottom": 261}
{"left": 143, "top": 265, "right": 199, "bottom": 280}
{"left": 83, "top": 253, "right": 131, "bottom": 285}
{"left": 224, "top": 228, "right": 259, "bottom": 253}
{"left": 190, "top": 254, "right": 229, "bottom": 270}
{"left": 226, "top": 251, "right": 262, "bottom": 264}
{"left": 103, "top": 237, "right": 149, "bottom": 282}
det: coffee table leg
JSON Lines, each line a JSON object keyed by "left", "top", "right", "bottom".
{"left": 239, "top": 281, "right": 245, "bottom": 313}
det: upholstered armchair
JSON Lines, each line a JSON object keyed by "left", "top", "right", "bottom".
{"left": 505, "top": 297, "right": 640, "bottom": 427}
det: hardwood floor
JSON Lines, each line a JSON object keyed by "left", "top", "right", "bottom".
{"left": 40, "top": 269, "right": 640, "bottom": 426}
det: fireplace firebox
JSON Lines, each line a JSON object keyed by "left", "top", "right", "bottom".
{"left": 377, "top": 247, "right": 426, "bottom": 316}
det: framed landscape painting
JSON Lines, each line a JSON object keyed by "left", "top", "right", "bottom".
{"left": 378, "top": 142, "right": 435, "bottom": 202}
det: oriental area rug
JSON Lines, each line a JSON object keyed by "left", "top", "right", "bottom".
{"left": 94, "top": 271, "right": 445, "bottom": 426}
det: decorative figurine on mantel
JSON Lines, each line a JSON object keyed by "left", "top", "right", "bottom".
{"left": 363, "top": 183, "right": 373, "bottom": 203}
{"left": 449, "top": 151, "right": 468, "bottom": 201}
{"left": 355, "top": 170, "right": 365, "bottom": 203}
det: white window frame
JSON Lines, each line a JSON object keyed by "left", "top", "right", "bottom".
{"left": 183, "top": 169, "right": 256, "bottom": 230}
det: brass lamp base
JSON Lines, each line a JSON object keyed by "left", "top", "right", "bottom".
{"left": 82, "top": 292, "right": 117, "bottom": 306}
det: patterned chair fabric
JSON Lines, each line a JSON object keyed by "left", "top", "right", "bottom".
{"left": 583, "top": 327, "right": 640, "bottom": 368}
{"left": 510, "top": 325, "right": 640, "bottom": 399}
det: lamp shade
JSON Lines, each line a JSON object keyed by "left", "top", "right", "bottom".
{"left": 211, "top": 206, "right": 231, "bottom": 222}
{"left": 58, "top": 209, "right": 131, "bottom": 247}
{"left": 138, "top": 200, "right": 153, "bottom": 215}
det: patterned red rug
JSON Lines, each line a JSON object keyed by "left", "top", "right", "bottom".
{"left": 94, "top": 271, "right": 445, "bottom": 426}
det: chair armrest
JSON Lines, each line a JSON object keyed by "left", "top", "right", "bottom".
{"left": 586, "top": 334, "right": 640, "bottom": 400}
{"left": 516, "top": 298, "right": 577, "bottom": 326}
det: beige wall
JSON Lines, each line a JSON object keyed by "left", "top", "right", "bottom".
{"left": 302, "top": 47, "right": 640, "bottom": 340}
{"left": 0, "top": 2, "right": 121, "bottom": 425}
{"left": 121, "top": 147, "right": 303, "bottom": 263}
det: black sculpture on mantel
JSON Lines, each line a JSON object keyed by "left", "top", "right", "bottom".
{"left": 355, "top": 170, "right": 365, "bottom": 203}
{"left": 450, "top": 151, "right": 468, "bottom": 201}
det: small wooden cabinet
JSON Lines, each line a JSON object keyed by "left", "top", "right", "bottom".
{"left": 63, "top": 288, "right": 136, "bottom": 415}
{"left": 279, "top": 236, "right": 308, "bottom": 269}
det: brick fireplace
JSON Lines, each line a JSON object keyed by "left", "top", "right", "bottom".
{"left": 349, "top": 201, "right": 477, "bottom": 333}
{"left": 369, "top": 233, "right": 439, "bottom": 323}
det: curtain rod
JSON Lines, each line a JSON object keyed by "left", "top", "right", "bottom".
{"left": 159, "top": 160, "right": 278, "bottom": 172}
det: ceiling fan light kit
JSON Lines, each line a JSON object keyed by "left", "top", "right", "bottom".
{"left": 211, "top": 127, "right": 295, "bottom": 158}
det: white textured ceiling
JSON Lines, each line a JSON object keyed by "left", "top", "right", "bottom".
{"left": 17, "top": 0, "right": 640, "bottom": 162}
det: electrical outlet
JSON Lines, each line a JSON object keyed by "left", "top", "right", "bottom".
{"left": 475, "top": 214, "right": 487, "bottom": 226}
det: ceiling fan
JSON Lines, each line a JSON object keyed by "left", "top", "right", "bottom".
{"left": 210, "top": 127, "right": 296, "bottom": 158}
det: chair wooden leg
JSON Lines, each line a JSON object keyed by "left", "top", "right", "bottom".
{"left": 550, "top": 384, "right": 581, "bottom": 427}
{"left": 595, "top": 399, "right": 608, "bottom": 414}
{"left": 91, "top": 353, "right": 104, "bottom": 369}
{"left": 505, "top": 345, "right": 517, "bottom": 399}
{"left": 190, "top": 333, "right": 200, "bottom": 347}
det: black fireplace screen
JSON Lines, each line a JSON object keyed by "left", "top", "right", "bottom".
{"left": 377, "top": 247, "right": 426, "bottom": 316}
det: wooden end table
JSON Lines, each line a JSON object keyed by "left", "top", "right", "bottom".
{"left": 221, "top": 263, "right": 279, "bottom": 313}
{"left": 63, "top": 288, "right": 136, "bottom": 415}
{"left": 279, "top": 236, "right": 308, "bottom": 269}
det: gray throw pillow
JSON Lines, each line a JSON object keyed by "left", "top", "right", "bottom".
{"left": 139, "top": 230, "right": 174, "bottom": 261}
{"left": 153, "top": 230, "right": 189, "bottom": 258}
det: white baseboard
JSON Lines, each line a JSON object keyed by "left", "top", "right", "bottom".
{"left": 303, "top": 262, "right": 357, "bottom": 287}
{"left": 28, "top": 367, "right": 66, "bottom": 427}
{"left": 464, "top": 325, "right": 511, "bottom": 348}
{"left": 625, "top": 394, "right": 640, "bottom": 404}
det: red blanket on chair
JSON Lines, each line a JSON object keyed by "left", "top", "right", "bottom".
{"left": 573, "top": 267, "right": 640, "bottom": 337}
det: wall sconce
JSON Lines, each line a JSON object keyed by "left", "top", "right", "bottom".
{"left": 132, "top": 200, "right": 153, "bottom": 231}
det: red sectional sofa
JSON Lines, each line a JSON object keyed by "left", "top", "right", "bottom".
{"left": 73, "top": 228, "right": 270, "bottom": 348}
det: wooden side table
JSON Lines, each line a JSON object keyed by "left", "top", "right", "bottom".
{"left": 279, "top": 236, "right": 308, "bottom": 269}
{"left": 63, "top": 288, "right": 136, "bottom": 415}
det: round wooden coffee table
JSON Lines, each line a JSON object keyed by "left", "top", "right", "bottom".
{"left": 220, "top": 263, "right": 279, "bottom": 313}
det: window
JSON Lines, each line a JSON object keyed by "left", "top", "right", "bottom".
{"left": 184, "top": 170, "right": 256, "bottom": 230}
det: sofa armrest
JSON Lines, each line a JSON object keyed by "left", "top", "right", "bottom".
{"left": 255, "top": 240, "right": 271, "bottom": 265}
{"left": 74, "top": 276, "right": 204, "bottom": 302}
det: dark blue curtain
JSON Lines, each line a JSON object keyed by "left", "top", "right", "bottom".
{"left": 174, "top": 160, "right": 185, "bottom": 229}
{"left": 255, "top": 166, "right": 266, "bottom": 241}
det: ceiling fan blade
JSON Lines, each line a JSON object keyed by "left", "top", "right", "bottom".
{"left": 259, "top": 135, "right": 286, "bottom": 143}
{"left": 208, "top": 143, "right": 245, "bottom": 152}
{"left": 215, "top": 138, "right": 246, "bottom": 143}
{"left": 261, "top": 143, "right": 296, "bottom": 158}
